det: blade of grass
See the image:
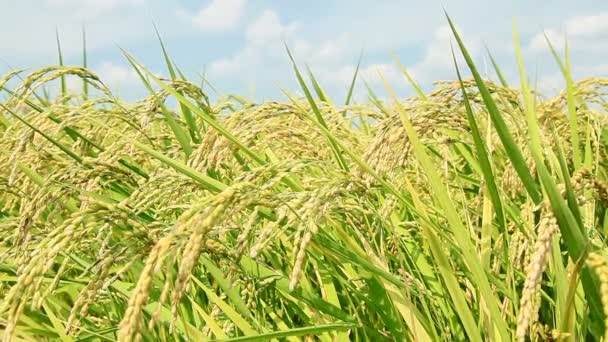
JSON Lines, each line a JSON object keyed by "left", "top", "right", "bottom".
{"left": 452, "top": 46, "right": 515, "bottom": 306}
{"left": 42, "top": 301, "right": 74, "bottom": 342}
{"left": 364, "top": 80, "right": 389, "bottom": 116}
{"left": 133, "top": 141, "right": 224, "bottom": 193}
{"left": 56, "top": 28, "right": 66, "bottom": 102}
{"left": 564, "top": 39, "right": 582, "bottom": 169}
{"left": 1, "top": 85, "right": 98, "bottom": 148}
{"left": 199, "top": 256, "right": 252, "bottom": 322}
{"left": 189, "top": 276, "right": 257, "bottom": 335}
{"left": 281, "top": 89, "right": 411, "bottom": 205}
{"left": 123, "top": 51, "right": 266, "bottom": 165}
{"left": 550, "top": 124, "right": 583, "bottom": 226}
{"left": 217, "top": 323, "right": 356, "bottom": 342}
{"left": 285, "top": 45, "right": 349, "bottom": 172}
{"left": 0, "top": 109, "right": 9, "bottom": 127}
{"left": 153, "top": 24, "right": 200, "bottom": 143}
{"left": 379, "top": 70, "right": 510, "bottom": 341}
{"left": 344, "top": 51, "right": 363, "bottom": 106}
{"left": 313, "top": 232, "right": 432, "bottom": 340}
{"left": 82, "top": 25, "right": 89, "bottom": 99}
{"left": 560, "top": 253, "right": 585, "bottom": 341}
{"left": 448, "top": 14, "right": 603, "bottom": 336}
{"left": 512, "top": 20, "right": 543, "bottom": 165}
{"left": 305, "top": 65, "right": 331, "bottom": 104}
{"left": 125, "top": 52, "right": 307, "bottom": 193}
{"left": 313, "top": 262, "right": 350, "bottom": 342}
{"left": 402, "top": 176, "right": 483, "bottom": 341}
{"left": 122, "top": 50, "right": 192, "bottom": 157}
{"left": 190, "top": 298, "right": 227, "bottom": 339}
{"left": 0, "top": 103, "right": 83, "bottom": 164}
{"left": 153, "top": 24, "right": 177, "bottom": 80}
{"left": 451, "top": 46, "right": 506, "bottom": 232}
{"left": 390, "top": 51, "right": 426, "bottom": 100}
{"left": 544, "top": 34, "right": 566, "bottom": 76}
{"left": 485, "top": 46, "right": 509, "bottom": 87}
{"left": 545, "top": 34, "right": 582, "bottom": 168}
{"left": 550, "top": 233, "right": 569, "bottom": 340}
{"left": 447, "top": 12, "right": 542, "bottom": 204}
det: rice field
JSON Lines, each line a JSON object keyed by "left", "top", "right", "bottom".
{"left": 0, "top": 19, "right": 607, "bottom": 341}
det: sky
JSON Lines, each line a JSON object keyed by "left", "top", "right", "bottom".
{"left": 1, "top": 1, "right": 607, "bottom": 102}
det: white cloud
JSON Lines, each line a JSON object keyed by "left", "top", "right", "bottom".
{"left": 529, "top": 12, "right": 608, "bottom": 52}
{"left": 416, "top": 26, "right": 455, "bottom": 69}
{"left": 313, "top": 24, "right": 486, "bottom": 100}
{"left": 46, "top": 62, "right": 139, "bottom": 98}
{"left": 209, "top": 9, "right": 359, "bottom": 81}
{"left": 207, "top": 11, "right": 468, "bottom": 100}
{"left": 404, "top": 25, "right": 479, "bottom": 85}
{"left": 54, "top": 62, "right": 153, "bottom": 100}
{"left": 566, "top": 13, "right": 608, "bottom": 37}
{"left": 178, "top": 0, "right": 247, "bottom": 32}
{"left": 245, "top": 10, "right": 297, "bottom": 45}
{"left": 359, "top": 63, "right": 402, "bottom": 86}
{"left": 96, "top": 61, "right": 139, "bottom": 85}
{"left": 537, "top": 73, "right": 566, "bottom": 95}
{"left": 203, "top": 4, "right": 608, "bottom": 101}
{"left": 316, "top": 41, "right": 344, "bottom": 61}
{"left": 65, "top": 75, "right": 87, "bottom": 94}
{"left": 0, "top": 2, "right": 163, "bottom": 61}
{"left": 209, "top": 58, "right": 241, "bottom": 75}
{"left": 1, "top": 0, "right": 605, "bottom": 103}
{"left": 209, "top": 9, "right": 297, "bottom": 75}
{"left": 537, "top": 62, "right": 608, "bottom": 96}
{"left": 529, "top": 29, "right": 562, "bottom": 52}
{"left": 318, "top": 64, "right": 356, "bottom": 85}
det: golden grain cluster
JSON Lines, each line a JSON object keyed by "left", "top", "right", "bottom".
{"left": 0, "top": 64, "right": 606, "bottom": 341}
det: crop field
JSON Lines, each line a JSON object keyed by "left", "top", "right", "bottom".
{"left": 0, "top": 18, "right": 607, "bottom": 342}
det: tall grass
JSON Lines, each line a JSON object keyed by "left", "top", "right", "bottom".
{"left": 0, "top": 19, "right": 607, "bottom": 341}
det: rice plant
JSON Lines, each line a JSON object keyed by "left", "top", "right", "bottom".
{"left": 0, "top": 17, "right": 607, "bottom": 341}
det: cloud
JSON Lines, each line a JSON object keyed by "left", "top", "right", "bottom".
{"left": 65, "top": 75, "right": 87, "bottom": 94}
{"left": 333, "top": 27, "right": 467, "bottom": 93}
{"left": 207, "top": 11, "right": 469, "bottom": 100}
{"left": 525, "top": 11, "right": 608, "bottom": 89}
{"left": 96, "top": 61, "right": 139, "bottom": 85}
{"left": 565, "top": 13, "right": 608, "bottom": 37}
{"left": 388, "top": 25, "right": 479, "bottom": 86}
{"left": 209, "top": 58, "right": 241, "bottom": 75}
{"left": 529, "top": 29, "right": 561, "bottom": 52}
{"left": 245, "top": 10, "right": 297, "bottom": 45}
{"left": 178, "top": 0, "right": 247, "bottom": 32}
{"left": 416, "top": 26, "right": 456, "bottom": 68}
{"left": 358, "top": 63, "right": 402, "bottom": 86}
{"left": 208, "top": 9, "right": 360, "bottom": 80}
{"left": 537, "top": 73, "right": 566, "bottom": 95}
{"left": 537, "top": 62, "right": 608, "bottom": 96}
{"left": 0, "top": 1, "right": 166, "bottom": 61}
{"left": 529, "top": 12, "right": 608, "bottom": 52}
{"left": 47, "top": 62, "right": 139, "bottom": 97}
{"left": 204, "top": 4, "right": 608, "bottom": 101}
{"left": 314, "top": 24, "right": 488, "bottom": 102}
{"left": 209, "top": 9, "right": 297, "bottom": 75}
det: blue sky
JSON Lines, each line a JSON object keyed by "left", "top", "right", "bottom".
{"left": 1, "top": 1, "right": 607, "bottom": 102}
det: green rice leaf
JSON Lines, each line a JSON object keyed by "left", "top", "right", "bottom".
{"left": 447, "top": 13, "right": 542, "bottom": 204}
